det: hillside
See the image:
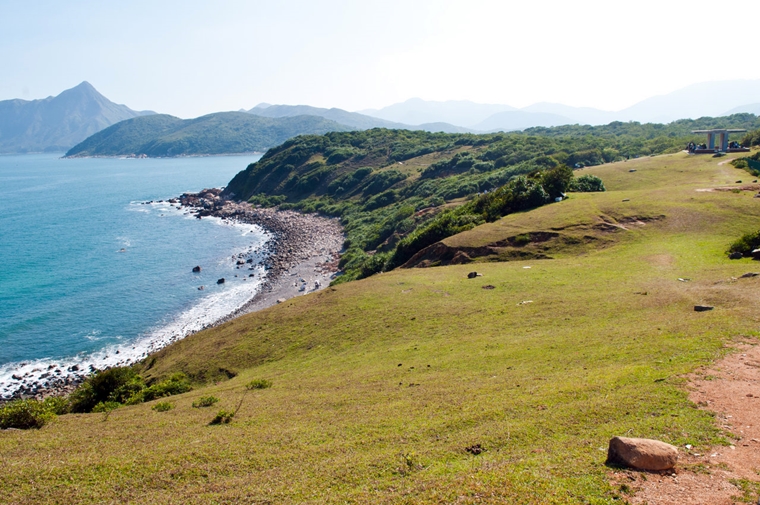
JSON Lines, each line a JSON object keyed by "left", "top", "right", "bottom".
{"left": 3, "top": 150, "right": 760, "bottom": 503}
{"left": 249, "top": 103, "right": 473, "bottom": 134}
{"left": 64, "top": 111, "right": 353, "bottom": 157}
{"left": 0, "top": 81, "right": 154, "bottom": 153}
{"left": 223, "top": 117, "right": 758, "bottom": 281}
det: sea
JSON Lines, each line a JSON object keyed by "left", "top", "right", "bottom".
{"left": 0, "top": 153, "right": 266, "bottom": 398}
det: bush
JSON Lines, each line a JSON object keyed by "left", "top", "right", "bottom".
{"left": 127, "top": 373, "right": 192, "bottom": 404}
{"left": 246, "top": 379, "right": 273, "bottom": 390}
{"left": 69, "top": 369, "right": 191, "bottom": 413}
{"left": 69, "top": 367, "right": 144, "bottom": 413}
{"left": 192, "top": 396, "right": 220, "bottom": 408}
{"left": 570, "top": 174, "right": 606, "bottom": 192}
{"left": 540, "top": 165, "right": 574, "bottom": 199}
{"left": 91, "top": 401, "right": 121, "bottom": 413}
{"left": 209, "top": 409, "right": 235, "bottom": 425}
{"left": 247, "top": 194, "right": 287, "bottom": 207}
{"left": 152, "top": 402, "right": 173, "bottom": 412}
{"left": 727, "top": 230, "right": 760, "bottom": 257}
{"left": 0, "top": 399, "right": 57, "bottom": 429}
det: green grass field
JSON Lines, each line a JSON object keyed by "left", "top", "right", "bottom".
{"left": 2, "top": 152, "right": 759, "bottom": 504}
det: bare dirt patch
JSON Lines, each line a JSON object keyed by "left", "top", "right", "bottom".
{"left": 614, "top": 341, "right": 760, "bottom": 504}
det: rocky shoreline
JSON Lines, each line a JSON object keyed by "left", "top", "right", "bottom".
{"left": 179, "top": 188, "right": 344, "bottom": 321}
{"left": 0, "top": 189, "right": 344, "bottom": 403}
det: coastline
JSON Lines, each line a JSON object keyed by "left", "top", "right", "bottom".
{"left": 180, "top": 189, "right": 344, "bottom": 322}
{"left": 0, "top": 190, "right": 343, "bottom": 402}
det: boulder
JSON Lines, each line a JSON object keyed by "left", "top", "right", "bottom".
{"left": 467, "top": 272, "right": 479, "bottom": 279}
{"left": 729, "top": 251, "right": 744, "bottom": 260}
{"left": 217, "top": 278, "right": 225, "bottom": 285}
{"left": 192, "top": 265, "right": 202, "bottom": 272}
{"left": 694, "top": 305, "right": 714, "bottom": 312}
{"left": 606, "top": 436, "right": 678, "bottom": 471}
{"left": 753, "top": 249, "right": 760, "bottom": 260}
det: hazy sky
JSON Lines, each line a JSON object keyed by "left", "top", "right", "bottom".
{"left": 2, "top": 0, "right": 759, "bottom": 118}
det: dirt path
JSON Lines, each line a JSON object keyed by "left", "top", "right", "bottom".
{"left": 613, "top": 341, "right": 760, "bottom": 504}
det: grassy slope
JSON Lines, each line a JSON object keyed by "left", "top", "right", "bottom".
{"left": 2, "top": 153, "right": 760, "bottom": 504}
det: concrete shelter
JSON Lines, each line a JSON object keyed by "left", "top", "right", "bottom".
{"left": 691, "top": 129, "right": 748, "bottom": 153}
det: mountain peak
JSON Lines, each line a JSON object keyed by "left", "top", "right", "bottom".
{"left": 0, "top": 82, "right": 154, "bottom": 153}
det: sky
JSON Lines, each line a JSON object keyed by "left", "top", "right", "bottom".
{"left": 2, "top": 0, "right": 760, "bottom": 118}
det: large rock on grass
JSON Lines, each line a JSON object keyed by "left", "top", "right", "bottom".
{"left": 606, "top": 436, "right": 678, "bottom": 471}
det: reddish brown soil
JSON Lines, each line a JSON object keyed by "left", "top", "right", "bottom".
{"left": 611, "top": 341, "right": 760, "bottom": 504}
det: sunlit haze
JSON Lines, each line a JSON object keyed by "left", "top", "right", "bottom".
{"left": 2, "top": 0, "right": 759, "bottom": 118}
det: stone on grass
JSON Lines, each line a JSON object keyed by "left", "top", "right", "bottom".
{"left": 467, "top": 272, "right": 478, "bottom": 279}
{"left": 694, "top": 305, "right": 714, "bottom": 312}
{"left": 729, "top": 251, "right": 743, "bottom": 260}
{"left": 740, "top": 272, "right": 759, "bottom": 278}
{"left": 606, "top": 436, "right": 678, "bottom": 471}
{"left": 753, "top": 249, "right": 760, "bottom": 260}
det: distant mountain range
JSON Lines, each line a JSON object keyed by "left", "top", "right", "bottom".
{"left": 360, "top": 80, "right": 760, "bottom": 132}
{"left": 8, "top": 78, "right": 760, "bottom": 157}
{"left": 0, "top": 81, "right": 153, "bottom": 153}
{"left": 65, "top": 112, "right": 352, "bottom": 158}
{"left": 247, "top": 103, "right": 472, "bottom": 134}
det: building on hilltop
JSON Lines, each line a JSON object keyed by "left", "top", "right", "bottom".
{"left": 689, "top": 129, "right": 749, "bottom": 154}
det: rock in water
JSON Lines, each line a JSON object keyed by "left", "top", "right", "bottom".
{"left": 192, "top": 265, "right": 202, "bottom": 272}
{"left": 606, "top": 436, "right": 678, "bottom": 471}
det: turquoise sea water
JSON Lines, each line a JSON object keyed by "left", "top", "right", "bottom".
{"left": 0, "top": 153, "right": 265, "bottom": 397}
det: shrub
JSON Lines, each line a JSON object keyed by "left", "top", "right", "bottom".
{"left": 540, "top": 165, "right": 574, "bottom": 199}
{"left": 152, "top": 402, "right": 173, "bottom": 412}
{"left": 69, "top": 369, "right": 191, "bottom": 413}
{"left": 41, "top": 396, "right": 70, "bottom": 415}
{"left": 192, "top": 396, "right": 220, "bottom": 408}
{"left": 69, "top": 367, "right": 144, "bottom": 413}
{"left": 127, "top": 373, "right": 192, "bottom": 404}
{"left": 209, "top": 409, "right": 235, "bottom": 425}
{"left": 362, "top": 170, "right": 406, "bottom": 196}
{"left": 248, "top": 194, "right": 287, "bottom": 207}
{"left": 91, "top": 401, "right": 121, "bottom": 413}
{"left": 0, "top": 399, "right": 56, "bottom": 429}
{"left": 246, "top": 379, "right": 273, "bottom": 390}
{"left": 570, "top": 174, "right": 606, "bottom": 192}
{"left": 727, "top": 230, "right": 760, "bottom": 257}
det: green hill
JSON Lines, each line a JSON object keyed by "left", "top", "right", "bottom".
{"left": 64, "top": 111, "right": 354, "bottom": 157}
{"left": 3, "top": 149, "right": 760, "bottom": 503}
{"left": 224, "top": 117, "right": 759, "bottom": 281}
{"left": 0, "top": 81, "right": 154, "bottom": 153}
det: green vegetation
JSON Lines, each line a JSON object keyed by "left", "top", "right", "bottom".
{"left": 0, "top": 397, "right": 69, "bottom": 429}
{"left": 151, "top": 402, "right": 173, "bottom": 412}
{"left": 245, "top": 379, "right": 273, "bottom": 390}
{"left": 228, "top": 121, "right": 748, "bottom": 280}
{"left": 2, "top": 151, "right": 760, "bottom": 503}
{"left": 727, "top": 229, "right": 760, "bottom": 257}
{"left": 209, "top": 409, "right": 235, "bottom": 425}
{"left": 68, "top": 367, "right": 191, "bottom": 413}
{"left": 192, "top": 396, "right": 220, "bottom": 408}
{"left": 64, "top": 112, "right": 353, "bottom": 157}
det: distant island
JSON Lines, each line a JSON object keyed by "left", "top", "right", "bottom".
{"left": 0, "top": 81, "right": 153, "bottom": 154}
{"left": 64, "top": 112, "right": 353, "bottom": 158}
